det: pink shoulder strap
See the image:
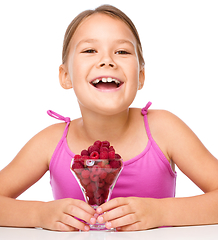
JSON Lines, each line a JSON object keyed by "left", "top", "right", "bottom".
{"left": 47, "top": 110, "right": 71, "bottom": 138}
{"left": 141, "top": 102, "right": 152, "bottom": 139}
{"left": 47, "top": 110, "right": 71, "bottom": 123}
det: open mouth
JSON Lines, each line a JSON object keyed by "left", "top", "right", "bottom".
{"left": 90, "top": 77, "right": 123, "bottom": 91}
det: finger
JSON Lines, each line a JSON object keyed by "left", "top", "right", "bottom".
{"left": 104, "top": 213, "right": 137, "bottom": 230}
{"left": 97, "top": 203, "right": 134, "bottom": 224}
{"left": 60, "top": 212, "right": 90, "bottom": 231}
{"left": 73, "top": 199, "right": 96, "bottom": 215}
{"left": 65, "top": 204, "right": 96, "bottom": 225}
{"left": 54, "top": 221, "right": 79, "bottom": 232}
{"left": 96, "top": 197, "right": 127, "bottom": 214}
{"left": 116, "top": 221, "right": 141, "bottom": 231}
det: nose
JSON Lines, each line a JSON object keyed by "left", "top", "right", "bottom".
{"left": 97, "top": 54, "right": 117, "bottom": 69}
{"left": 99, "top": 62, "right": 115, "bottom": 68}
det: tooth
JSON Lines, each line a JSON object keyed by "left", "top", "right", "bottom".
{"left": 107, "top": 77, "right": 113, "bottom": 82}
{"left": 102, "top": 78, "right": 107, "bottom": 82}
{"left": 114, "top": 79, "right": 120, "bottom": 84}
{"left": 92, "top": 79, "right": 99, "bottom": 84}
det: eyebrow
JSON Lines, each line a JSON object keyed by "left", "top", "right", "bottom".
{"left": 76, "top": 39, "right": 98, "bottom": 48}
{"left": 76, "top": 38, "right": 135, "bottom": 48}
{"left": 115, "top": 39, "right": 135, "bottom": 47}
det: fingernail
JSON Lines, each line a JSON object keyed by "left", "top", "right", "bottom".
{"left": 97, "top": 216, "right": 104, "bottom": 223}
{"left": 90, "top": 217, "right": 96, "bottom": 224}
{"left": 105, "top": 222, "right": 112, "bottom": 229}
{"left": 94, "top": 213, "right": 99, "bottom": 218}
{"left": 96, "top": 207, "right": 102, "bottom": 214}
{"left": 84, "top": 225, "right": 90, "bottom": 231}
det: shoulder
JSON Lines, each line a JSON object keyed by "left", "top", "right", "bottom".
{"left": 147, "top": 108, "right": 187, "bottom": 131}
{"left": 39, "top": 122, "right": 67, "bottom": 149}
{"left": 147, "top": 108, "right": 191, "bottom": 138}
{"left": 147, "top": 108, "right": 178, "bottom": 120}
{"left": 23, "top": 122, "right": 68, "bottom": 165}
{"left": 39, "top": 122, "right": 67, "bottom": 139}
{"left": 146, "top": 108, "right": 204, "bottom": 161}
{"left": 33, "top": 122, "right": 67, "bottom": 144}
{"left": 146, "top": 109, "right": 196, "bottom": 162}
{"left": 130, "top": 107, "right": 181, "bottom": 128}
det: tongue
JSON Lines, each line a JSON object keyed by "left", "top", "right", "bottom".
{"left": 96, "top": 82, "right": 117, "bottom": 90}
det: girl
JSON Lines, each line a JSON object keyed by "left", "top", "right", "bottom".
{"left": 0, "top": 4, "right": 218, "bottom": 232}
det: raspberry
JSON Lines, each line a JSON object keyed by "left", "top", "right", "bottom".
{"left": 81, "top": 169, "right": 90, "bottom": 179}
{"left": 87, "top": 191, "right": 94, "bottom": 199}
{"left": 97, "top": 160, "right": 109, "bottom": 167}
{"left": 95, "top": 195, "right": 105, "bottom": 206}
{"left": 100, "top": 151, "right": 108, "bottom": 159}
{"left": 104, "top": 164, "right": 112, "bottom": 173}
{"left": 88, "top": 197, "right": 96, "bottom": 206}
{"left": 90, "top": 151, "right": 99, "bottom": 159}
{"left": 108, "top": 151, "right": 115, "bottom": 160}
{"left": 74, "top": 154, "right": 82, "bottom": 160}
{"left": 72, "top": 161, "right": 83, "bottom": 169}
{"left": 105, "top": 173, "right": 116, "bottom": 185}
{"left": 88, "top": 145, "right": 100, "bottom": 154}
{"left": 99, "top": 170, "right": 107, "bottom": 179}
{"left": 71, "top": 160, "right": 84, "bottom": 175}
{"left": 115, "top": 153, "right": 121, "bottom": 159}
{"left": 94, "top": 140, "right": 102, "bottom": 148}
{"left": 108, "top": 146, "right": 115, "bottom": 152}
{"left": 109, "top": 159, "right": 121, "bottom": 169}
{"left": 94, "top": 188, "right": 104, "bottom": 199}
{"left": 81, "top": 155, "right": 90, "bottom": 160}
{"left": 91, "top": 165, "right": 102, "bottom": 175}
{"left": 98, "top": 178, "right": 105, "bottom": 188}
{"left": 81, "top": 150, "right": 89, "bottom": 156}
{"left": 81, "top": 178, "right": 91, "bottom": 186}
{"left": 100, "top": 147, "right": 108, "bottom": 152}
{"left": 90, "top": 172, "right": 99, "bottom": 182}
{"left": 87, "top": 182, "right": 96, "bottom": 192}
{"left": 102, "top": 188, "right": 109, "bottom": 200}
{"left": 101, "top": 141, "right": 110, "bottom": 148}
{"left": 112, "top": 168, "right": 121, "bottom": 175}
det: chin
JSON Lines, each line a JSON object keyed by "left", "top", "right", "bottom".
{"left": 78, "top": 96, "right": 135, "bottom": 116}
{"left": 95, "top": 103, "right": 131, "bottom": 116}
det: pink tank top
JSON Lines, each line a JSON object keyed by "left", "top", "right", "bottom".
{"left": 48, "top": 102, "right": 177, "bottom": 201}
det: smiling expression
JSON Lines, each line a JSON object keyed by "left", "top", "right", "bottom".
{"left": 60, "top": 13, "right": 145, "bottom": 115}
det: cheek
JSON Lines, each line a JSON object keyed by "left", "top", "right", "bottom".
{"left": 70, "top": 58, "right": 93, "bottom": 82}
{"left": 127, "top": 64, "right": 141, "bottom": 87}
{"left": 68, "top": 61, "right": 85, "bottom": 88}
{"left": 125, "top": 67, "right": 141, "bottom": 100}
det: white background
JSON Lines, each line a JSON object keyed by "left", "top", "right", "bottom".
{"left": 0, "top": 0, "right": 217, "bottom": 201}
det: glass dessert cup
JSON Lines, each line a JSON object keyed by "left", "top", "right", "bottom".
{"left": 70, "top": 158, "right": 123, "bottom": 230}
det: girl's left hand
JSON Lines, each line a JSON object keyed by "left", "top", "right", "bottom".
{"left": 96, "top": 197, "right": 162, "bottom": 231}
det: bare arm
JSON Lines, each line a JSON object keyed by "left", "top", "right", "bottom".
{"left": 96, "top": 110, "right": 218, "bottom": 230}
{"left": 157, "top": 110, "right": 218, "bottom": 227}
{"left": 0, "top": 124, "right": 96, "bottom": 231}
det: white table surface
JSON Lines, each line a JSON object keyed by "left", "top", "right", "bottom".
{"left": 1, "top": 225, "right": 218, "bottom": 240}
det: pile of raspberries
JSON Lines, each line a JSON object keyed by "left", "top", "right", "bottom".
{"left": 71, "top": 140, "right": 123, "bottom": 206}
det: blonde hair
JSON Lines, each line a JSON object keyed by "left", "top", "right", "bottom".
{"left": 62, "top": 4, "right": 145, "bottom": 67}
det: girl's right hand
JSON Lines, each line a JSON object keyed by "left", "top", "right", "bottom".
{"left": 38, "top": 198, "right": 96, "bottom": 231}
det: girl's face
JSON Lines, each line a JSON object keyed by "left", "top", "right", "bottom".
{"left": 60, "top": 13, "right": 144, "bottom": 115}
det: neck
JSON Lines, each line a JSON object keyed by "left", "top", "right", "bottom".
{"left": 78, "top": 106, "right": 130, "bottom": 144}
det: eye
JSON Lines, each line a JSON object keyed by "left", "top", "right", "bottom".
{"left": 115, "top": 50, "right": 131, "bottom": 55}
{"left": 82, "top": 49, "right": 97, "bottom": 54}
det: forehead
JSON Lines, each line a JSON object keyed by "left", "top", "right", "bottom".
{"left": 71, "top": 13, "right": 137, "bottom": 47}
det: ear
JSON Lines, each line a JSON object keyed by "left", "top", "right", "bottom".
{"left": 59, "top": 64, "right": 73, "bottom": 89}
{"left": 138, "top": 66, "right": 145, "bottom": 90}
